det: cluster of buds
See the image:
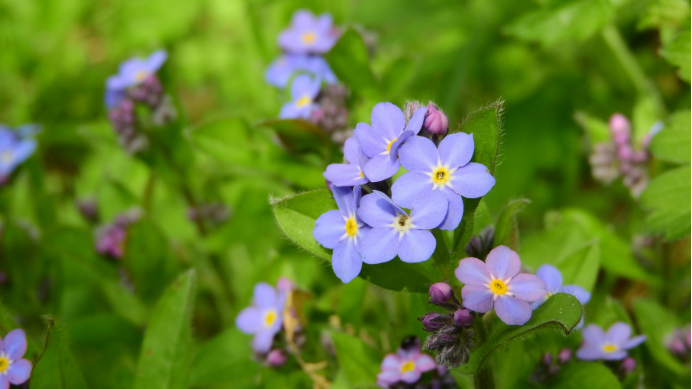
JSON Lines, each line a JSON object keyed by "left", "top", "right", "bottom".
{"left": 419, "top": 283, "right": 475, "bottom": 368}
{"left": 187, "top": 202, "right": 230, "bottom": 227}
{"left": 94, "top": 209, "right": 141, "bottom": 260}
{"left": 530, "top": 348, "right": 572, "bottom": 384}
{"left": 310, "top": 84, "right": 351, "bottom": 145}
{"left": 464, "top": 226, "right": 495, "bottom": 260}
{"left": 666, "top": 325, "right": 691, "bottom": 362}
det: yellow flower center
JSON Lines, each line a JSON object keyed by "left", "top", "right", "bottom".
{"left": 296, "top": 95, "right": 312, "bottom": 108}
{"left": 0, "top": 357, "right": 8, "bottom": 373}
{"left": 400, "top": 361, "right": 415, "bottom": 373}
{"left": 490, "top": 279, "right": 507, "bottom": 295}
{"left": 264, "top": 310, "right": 277, "bottom": 327}
{"left": 301, "top": 32, "right": 316, "bottom": 44}
{"left": 432, "top": 167, "right": 450, "bottom": 185}
{"left": 359, "top": 171, "right": 364, "bottom": 178}
{"left": 602, "top": 344, "right": 617, "bottom": 353}
{"left": 135, "top": 70, "right": 148, "bottom": 82}
{"left": 386, "top": 138, "right": 398, "bottom": 153}
{"left": 1, "top": 150, "right": 13, "bottom": 164}
{"left": 345, "top": 218, "right": 358, "bottom": 236}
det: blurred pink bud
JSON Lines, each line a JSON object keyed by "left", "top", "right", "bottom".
{"left": 424, "top": 104, "right": 449, "bottom": 135}
{"left": 429, "top": 282, "right": 453, "bottom": 303}
{"left": 277, "top": 277, "right": 295, "bottom": 292}
{"left": 617, "top": 145, "right": 633, "bottom": 161}
{"left": 542, "top": 352, "right": 553, "bottom": 366}
{"left": 620, "top": 357, "right": 636, "bottom": 374}
{"left": 609, "top": 113, "right": 631, "bottom": 141}
{"left": 453, "top": 309, "right": 474, "bottom": 327}
{"left": 267, "top": 349, "right": 287, "bottom": 367}
{"left": 558, "top": 348, "right": 571, "bottom": 364}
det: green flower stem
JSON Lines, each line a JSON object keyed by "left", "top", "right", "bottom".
{"left": 473, "top": 316, "right": 496, "bottom": 389}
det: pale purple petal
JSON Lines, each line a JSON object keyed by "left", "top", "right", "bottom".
{"left": 377, "top": 370, "right": 400, "bottom": 385}
{"left": 536, "top": 264, "right": 563, "bottom": 291}
{"left": 562, "top": 285, "right": 591, "bottom": 305}
{"left": 401, "top": 370, "right": 422, "bottom": 384}
{"left": 358, "top": 193, "right": 398, "bottom": 227}
{"left": 145, "top": 50, "right": 167, "bottom": 73}
{"left": 279, "top": 102, "right": 302, "bottom": 119}
{"left": 576, "top": 346, "right": 604, "bottom": 361}
{"left": 371, "top": 190, "right": 407, "bottom": 215}
{"left": 622, "top": 335, "right": 646, "bottom": 350}
{"left": 361, "top": 228, "right": 399, "bottom": 264}
{"left": 606, "top": 322, "right": 632, "bottom": 346}
{"left": 387, "top": 130, "right": 414, "bottom": 161}
{"left": 391, "top": 171, "right": 434, "bottom": 208}
{"left": 10, "top": 140, "right": 36, "bottom": 164}
{"left": 371, "top": 102, "right": 405, "bottom": 140}
{"left": 437, "top": 189, "right": 464, "bottom": 231}
{"left": 290, "top": 74, "right": 320, "bottom": 100}
{"left": 494, "top": 296, "right": 532, "bottom": 325}
{"left": 439, "top": 132, "right": 474, "bottom": 168}
{"left": 0, "top": 375, "right": 8, "bottom": 389}
{"left": 323, "top": 164, "right": 367, "bottom": 187}
{"left": 404, "top": 107, "right": 427, "bottom": 135}
{"left": 6, "top": 359, "right": 32, "bottom": 385}
{"left": 450, "top": 162, "right": 496, "bottom": 198}
{"left": 236, "top": 307, "right": 263, "bottom": 334}
{"left": 398, "top": 229, "right": 436, "bottom": 263}
{"left": 3, "top": 329, "right": 27, "bottom": 360}
{"left": 602, "top": 350, "right": 628, "bottom": 360}
{"left": 252, "top": 330, "right": 275, "bottom": 353}
{"left": 314, "top": 210, "right": 345, "bottom": 249}
{"left": 254, "top": 283, "right": 277, "bottom": 309}
{"left": 398, "top": 136, "right": 438, "bottom": 172}
{"left": 485, "top": 246, "right": 521, "bottom": 280}
{"left": 409, "top": 190, "right": 448, "bottom": 229}
{"left": 291, "top": 10, "right": 315, "bottom": 27}
{"left": 332, "top": 240, "right": 363, "bottom": 283}
{"left": 455, "top": 257, "right": 492, "bottom": 285}
{"left": 343, "top": 137, "right": 360, "bottom": 165}
{"left": 397, "top": 346, "right": 418, "bottom": 361}
{"left": 508, "top": 274, "right": 546, "bottom": 302}
{"left": 331, "top": 184, "right": 356, "bottom": 218}
{"left": 381, "top": 354, "right": 402, "bottom": 371}
{"left": 582, "top": 324, "right": 607, "bottom": 346}
{"left": 414, "top": 354, "right": 436, "bottom": 373}
{"left": 364, "top": 154, "right": 400, "bottom": 182}
{"left": 354, "top": 122, "right": 384, "bottom": 158}
{"left": 461, "top": 284, "right": 494, "bottom": 313}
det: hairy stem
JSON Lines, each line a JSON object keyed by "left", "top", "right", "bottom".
{"left": 473, "top": 317, "right": 495, "bottom": 389}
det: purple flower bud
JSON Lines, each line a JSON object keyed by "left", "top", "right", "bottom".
{"left": 277, "top": 277, "right": 295, "bottom": 292}
{"left": 541, "top": 352, "right": 553, "bottom": 366}
{"left": 617, "top": 145, "right": 633, "bottom": 161}
{"left": 669, "top": 339, "right": 686, "bottom": 354}
{"left": 609, "top": 113, "right": 631, "bottom": 144}
{"left": 422, "top": 313, "right": 445, "bottom": 330}
{"left": 557, "top": 348, "right": 571, "bottom": 364}
{"left": 266, "top": 349, "right": 287, "bottom": 367}
{"left": 404, "top": 101, "right": 422, "bottom": 122}
{"left": 429, "top": 282, "right": 453, "bottom": 303}
{"left": 631, "top": 150, "right": 648, "bottom": 163}
{"left": 620, "top": 357, "right": 636, "bottom": 374}
{"left": 453, "top": 309, "right": 473, "bottom": 327}
{"left": 423, "top": 104, "right": 449, "bottom": 135}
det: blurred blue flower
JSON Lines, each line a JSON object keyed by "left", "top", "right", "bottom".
{"left": 0, "top": 329, "right": 33, "bottom": 387}
{"left": 313, "top": 185, "right": 370, "bottom": 283}
{"left": 105, "top": 50, "right": 167, "bottom": 107}
{"left": 278, "top": 10, "right": 339, "bottom": 55}
{"left": 235, "top": 283, "right": 287, "bottom": 353}
{"left": 392, "top": 133, "right": 495, "bottom": 230}
{"left": 279, "top": 75, "right": 321, "bottom": 119}
{"left": 532, "top": 265, "right": 591, "bottom": 309}
{"left": 354, "top": 103, "right": 426, "bottom": 182}
{"left": 265, "top": 54, "right": 336, "bottom": 88}
{"left": 577, "top": 322, "right": 645, "bottom": 361}
{"left": 0, "top": 125, "right": 37, "bottom": 178}
{"left": 323, "top": 137, "right": 369, "bottom": 187}
{"left": 358, "top": 190, "right": 446, "bottom": 264}
{"left": 456, "top": 246, "right": 546, "bottom": 326}
{"left": 376, "top": 338, "right": 436, "bottom": 388}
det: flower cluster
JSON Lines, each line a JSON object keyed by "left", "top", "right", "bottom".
{"left": 105, "top": 50, "right": 177, "bottom": 153}
{"left": 377, "top": 337, "right": 456, "bottom": 389}
{"left": 95, "top": 209, "right": 141, "bottom": 260}
{"left": 666, "top": 325, "right": 690, "bottom": 362}
{"left": 0, "top": 329, "right": 33, "bottom": 387}
{"left": 313, "top": 102, "right": 495, "bottom": 283}
{"left": 0, "top": 124, "right": 38, "bottom": 185}
{"left": 588, "top": 113, "right": 662, "bottom": 197}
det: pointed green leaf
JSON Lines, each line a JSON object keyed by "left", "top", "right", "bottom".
{"left": 325, "top": 29, "right": 379, "bottom": 94}
{"left": 31, "top": 316, "right": 89, "bottom": 389}
{"left": 640, "top": 166, "right": 691, "bottom": 240}
{"left": 330, "top": 331, "right": 381, "bottom": 387}
{"left": 649, "top": 110, "right": 691, "bottom": 164}
{"left": 494, "top": 199, "right": 530, "bottom": 251}
{"left": 457, "top": 294, "right": 582, "bottom": 374}
{"left": 133, "top": 269, "right": 197, "bottom": 389}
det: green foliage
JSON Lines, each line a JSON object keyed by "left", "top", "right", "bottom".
{"left": 640, "top": 166, "right": 691, "bottom": 240}
{"left": 326, "top": 29, "right": 379, "bottom": 95}
{"left": 548, "top": 362, "right": 622, "bottom": 389}
{"left": 330, "top": 331, "right": 382, "bottom": 386}
{"left": 494, "top": 199, "right": 530, "bottom": 251}
{"left": 649, "top": 110, "right": 691, "bottom": 164}
{"left": 661, "top": 30, "right": 691, "bottom": 82}
{"left": 31, "top": 316, "right": 89, "bottom": 389}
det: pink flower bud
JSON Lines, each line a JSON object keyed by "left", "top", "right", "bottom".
{"left": 542, "top": 352, "right": 553, "bottom": 366}
{"left": 421, "top": 312, "right": 445, "bottom": 330}
{"left": 620, "top": 357, "right": 636, "bottom": 374}
{"left": 277, "top": 277, "right": 295, "bottom": 292}
{"left": 423, "top": 104, "right": 449, "bottom": 135}
{"left": 557, "top": 348, "right": 571, "bottom": 364}
{"left": 609, "top": 113, "right": 631, "bottom": 142}
{"left": 617, "top": 145, "right": 633, "bottom": 161}
{"left": 453, "top": 309, "right": 473, "bottom": 327}
{"left": 267, "top": 349, "right": 287, "bottom": 367}
{"left": 429, "top": 282, "right": 453, "bottom": 303}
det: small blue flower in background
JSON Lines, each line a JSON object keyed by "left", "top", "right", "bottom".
{"left": 279, "top": 75, "right": 321, "bottom": 119}
{"left": 278, "top": 10, "right": 339, "bottom": 55}
{"left": 105, "top": 50, "right": 167, "bottom": 107}
{"left": 0, "top": 125, "right": 37, "bottom": 179}
{"left": 313, "top": 185, "right": 370, "bottom": 283}
{"left": 532, "top": 264, "right": 591, "bottom": 309}
{"left": 323, "top": 137, "right": 369, "bottom": 187}
{"left": 577, "top": 322, "right": 645, "bottom": 361}
{"left": 392, "top": 133, "right": 495, "bottom": 230}
{"left": 354, "top": 102, "right": 427, "bottom": 182}
{"left": 235, "top": 283, "right": 287, "bottom": 353}
{"left": 265, "top": 55, "right": 336, "bottom": 88}
{"left": 0, "top": 329, "right": 33, "bottom": 387}
{"left": 358, "top": 190, "right": 447, "bottom": 264}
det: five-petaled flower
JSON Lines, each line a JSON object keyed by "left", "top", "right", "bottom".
{"left": 577, "top": 322, "right": 645, "bottom": 361}
{"left": 358, "top": 190, "right": 447, "bottom": 264}
{"left": 235, "top": 283, "right": 287, "bottom": 353}
{"left": 105, "top": 50, "right": 167, "bottom": 107}
{"left": 455, "top": 246, "right": 546, "bottom": 325}
{"left": 265, "top": 54, "right": 336, "bottom": 88}
{"left": 323, "top": 137, "right": 370, "bottom": 187}
{"left": 313, "top": 185, "right": 370, "bottom": 283}
{"left": 0, "top": 126, "right": 37, "bottom": 180}
{"left": 532, "top": 264, "right": 591, "bottom": 328}
{"left": 354, "top": 102, "right": 427, "bottom": 182}
{"left": 393, "top": 133, "right": 495, "bottom": 230}
{"left": 278, "top": 10, "right": 339, "bottom": 55}
{"left": 0, "top": 329, "right": 33, "bottom": 387}
{"left": 376, "top": 338, "right": 437, "bottom": 388}
{"left": 279, "top": 75, "right": 321, "bottom": 119}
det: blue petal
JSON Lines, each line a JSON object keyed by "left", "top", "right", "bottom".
{"left": 536, "top": 264, "right": 563, "bottom": 291}
{"left": 494, "top": 296, "right": 532, "bottom": 325}
{"left": 2, "top": 329, "right": 27, "bottom": 360}
{"left": 576, "top": 346, "right": 605, "bottom": 361}
{"left": 252, "top": 330, "right": 275, "bottom": 354}
{"left": 387, "top": 130, "right": 414, "bottom": 161}
{"left": 332, "top": 239, "right": 363, "bottom": 283}
{"left": 314, "top": 210, "right": 345, "bottom": 249}
{"left": 279, "top": 102, "right": 300, "bottom": 119}
{"left": 398, "top": 135, "right": 438, "bottom": 172}
{"left": 253, "top": 283, "right": 277, "bottom": 309}
{"left": 354, "top": 122, "right": 384, "bottom": 158}
{"left": 363, "top": 154, "right": 400, "bottom": 182}
{"left": 330, "top": 184, "right": 356, "bottom": 217}
{"left": 360, "top": 227, "right": 399, "bottom": 264}
{"left": 145, "top": 50, "right": 168, "bottom": 73}
{"left": 324, "top": 164, "right": 367, "bottom": 187}
{"left": 606, "top": 322, "right": 632, "bottom": 346}
{"left": 404, "top": 106, "right": 427, "bottom": 135}
{"left": 437, "top": 189, "right": 464, "bottom": 230}
{"left": 290, "top": 74, "right": 318, "bottom": 100}
{"left": 439, "top": 132, "right": 474, "bottom": 168}
{"left": 236, "top": 307, "right": 263, "bottom": 334}
{"left": 391, "top": 171, "right": 433, "bottom": 209}
{"left": 358, "top": 193, "right": 398, "bottom": 227}
{"left": 581, "top": 324, "right": 607, "bottom": 346}
{"left": 371, "top": 102, "right": 405, "bottom": 140}
{"left": 343, "top": 137, "right": 361, "bottom": 165}
{"left": 409, "top": 190, "right": 447, "bottom": 229}
{"left": 6, "top": 359, "right": 31, "bottom": 385}
{"left": 562, "top": 284, "right": 591, "bottom": 305}
{"left": 397, "top": 229, "right": 436, "bottom": 263}
{"left": 450, "top": 162, "right": 496, "bottom": 198}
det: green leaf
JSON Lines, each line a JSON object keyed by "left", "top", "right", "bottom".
{"left": 259, "top": 119, "right": 334, "bottom": 160}
{"left": 661, "top": 29, "right": 691, "bottom": 82}
{"left": 100, "top": 280, "right": 149, "bottom": 326}
{"left": 494, "top": 199, "right": 530, "bottom": 251}
{"left": 188, "top": 117, "right": 255, "bottom": 165}
{"left": 190, "top": 328, "right": 258, "bottom": 387}
{"left": 330, "top": 331, "right": 381, "bottom": 387}
{"left": 450, "top": 100, "right": 503, "bottom": 259}
{"left": 640, "top": 166, "right": 691, "bottom": 240}
{"left": 548, "top": 362, "right": 621, "bottom": 389}
{"left": 574, "top": 111, "right": 611, "bottom": 144}
{"left": 133, "top": 269, "right": 197, "bottom": 389}
{"left": 557, "top": 240, "right": 600, "bottom": 292}
{"left": 326, "top": 29, "right": 379, "bottom": 94}
{"left": 382, "top": 57, "right": 416, "bottom": 100}
{"left": 457, "top": 294, "right": 583, "bottom": 374}
{"left": 31, "top": 316, "right": 89, "bottom": 389}
{"left": 650, "top": 110, "right": 691, "bottom": 164}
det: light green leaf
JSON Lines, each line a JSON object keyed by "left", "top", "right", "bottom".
{"left": 259, "top": 119, "right": 334, "bottom": 160}
{"left": 326, "top": 29, "right": 379, "bottom": 94}
{"left": 133, "top": 269, "right": 197, "bottom": 389}
{"left": 494, "top": 199, "right": 530, "bottom": 251}
{"left": 31, "top": 316, "right": 89, "bottom": 389}
{"left": 190, "top": 328, "right": 258, "bottom": 387}
{"left": 574, "top": 111, "right": 611, "bottom": 144}
{"left": 632, "top": 94, "right": 663, "bottom": 142}
{"left": 548, "top": 362, "right": 622, "bottom": 389}
{"left": 382, "top": 57, "right": 416, "bottom": 100}
{"left": 100, "top": 280, "right": 148, "bottom": 326}
{"left": 330, "top": 331, "right": 381, "bottom": 387}
{"left": 661, "top": 30, "right": 691, "bottom": 82}
{"left": 650, "top": 110, "right": 691, "bottom": 164}
{"left": 188, "top": 117, "right": 255, "bottom": 165}
{"left": 640, "top": 166, "right": 691, "bottom": 240}
{"left": 558, "top": 240, "right": 600, "bottom": 292}
{"left": 457, "top": 294, "right": 583, "bottom": 374}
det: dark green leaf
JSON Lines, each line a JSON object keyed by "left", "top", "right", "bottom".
{"left": 190, "top": 328, "right": 258, "bottom": 387}
{"left": 259, "top": 119, "right": 334, "bottom": 160}
{"left": 330, "top": 331, "right": 381, "bottom": 387}
{"left": 494, "top": 199, "right": 530, "bottom": 251}
{"left": 639, "top": 166, "right": 691, "bottom": 240}
{"left": 326, "top": 29, "right": 379, "bottom": 94}
{"left": 548, "top": 362, "right": 622, "bottom": 389}
{"left": 457, "top": 294, "right": 583, "bottom": 374}
{"left": 661, "top": 30, "right": 691, "bottom": 82}
{"left": 650, "top": 110, "right": 691, "bottom": 164}
{"left": 133, "top": 269, "right": 197, "bottom": 389}
{"left": 31, "top": 316, "right": 89, "bottom": 389}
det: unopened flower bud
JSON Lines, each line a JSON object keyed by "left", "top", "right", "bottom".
{"left": 267, "top": 349, "right": 287, "bottom": 367}
{"left": 277, "top": 277, "right": 295, "bottom": 292}
{"left": 620, "top": 357, "right": 636, "bottom": 374}
{"left": 400, "top": 336, "right": 421, "bottom": 352}
{"left": 557, "top": 348, "right": 571, "bottom": 364}
{"left": 404, "top": 101, "right": 422, "bottom": 122}
{"left": 453, "top": 309, "right": 473, "bottom": 327}
{"left": 541, "top": 352, "right": 553, "bottom": 366}
{"left": 423, "top": 104, "right": 449, "bottom": 135}
{"left": 609, "top": 113, "right": 631, "bottom": 145}
{"left": 617, "top": 145, "right": 633, "bottom": 161}
{"left": 421, "top": 313, "right": 446, "bottom": 331}
{"left": 429, "top": 282, "right": 453, "bottom": 303}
